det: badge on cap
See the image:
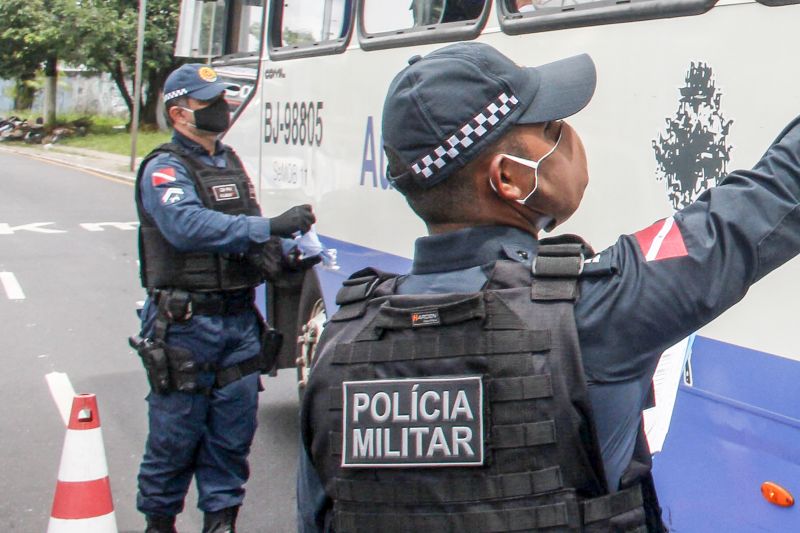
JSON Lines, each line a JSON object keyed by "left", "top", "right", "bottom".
{"left": 198, "top": 67, "right": 218, "bottom": 83}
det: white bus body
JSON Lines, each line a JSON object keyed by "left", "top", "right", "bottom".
{"left": 178, "top": 1, "right": 800, "bottom": 529}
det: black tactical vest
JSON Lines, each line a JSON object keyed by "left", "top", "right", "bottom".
{"left": 304, "top": 238, "right": 663, "bottom": 532}
{"left": 135, "top": 143, "right": 263, "bottom": 291}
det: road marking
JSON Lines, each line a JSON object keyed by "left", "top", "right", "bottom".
{"left": 0, "top": 272, "right": 25, "bottom": 299}
{"left": 79, "top": 222, "right": 139, "bottom": 232}
{"left": 0, "top": 222, "right": 66, "bottom": 234}
{"left": 0, "top": 221, "right": 139, "bottom": 234}
{"left": 45, "top": 372, "right": 76, "bottom": 426}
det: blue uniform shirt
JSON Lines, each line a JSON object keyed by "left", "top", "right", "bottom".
{"left": 298, "top": 115, "right": 800, "bottom": 532}
{"left": 139, "top": 132, "right": 271, "bottom": 253}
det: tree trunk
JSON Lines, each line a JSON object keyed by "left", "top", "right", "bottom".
{"left": 107, "top": 60, "right": 133, "bottom": 116}
{"left": 140, "top": 68, "right": 162, "bottom": 130}
{"left": 141, "top": 66, "right": 175, "bottom": 131}
{"left": 14, "top": 73, "right": 36, "bottom": 110}
{"left": 43, "top": 55, "right": 58, "bottom": 126}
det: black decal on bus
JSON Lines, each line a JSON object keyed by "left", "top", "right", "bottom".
{"left": 653, "top": 63, "right": 733, "bottom": 210}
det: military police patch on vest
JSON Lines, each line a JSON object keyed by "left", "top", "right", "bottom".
{"left": 341, "top": 376, "right": 484, "bottom": 468}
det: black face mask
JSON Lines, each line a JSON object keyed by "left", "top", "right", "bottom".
{"left": 187, "top": 97, "right": 230, "bottom": 133}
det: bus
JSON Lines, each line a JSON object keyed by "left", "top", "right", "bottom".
{"left": 175, "top": 1, "right": 800, "bottom": 530}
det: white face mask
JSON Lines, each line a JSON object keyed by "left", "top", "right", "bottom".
{"left": 496, "top": 127, "right": 563, "bottom": 205}
{"left": 488, "top": 127, "right": 563, "bottom": 232}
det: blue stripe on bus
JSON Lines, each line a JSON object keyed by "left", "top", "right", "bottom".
{"left": 654, "top": 336, "right": 800, "bottom": 532}
{"left": 315, "top": 234, "right": 412, "bottom": 313}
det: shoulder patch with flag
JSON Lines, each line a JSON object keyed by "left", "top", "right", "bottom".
{"left": 634, "top": 216, "right": 688, "bottom": 261}
{"left": 151, "top": 166, "right": 177, "bottom": 187}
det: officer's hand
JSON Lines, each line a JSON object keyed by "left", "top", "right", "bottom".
{"left": 269, "top": 205, "right": 316, "bottom": 237}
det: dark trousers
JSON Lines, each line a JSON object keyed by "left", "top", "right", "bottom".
{"left": 136, "top": 300, "right": 261, "bottom": 516}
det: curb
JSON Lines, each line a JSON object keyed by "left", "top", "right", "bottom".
{"left": 0, "top": 144, "right": 137, "bottom": 183}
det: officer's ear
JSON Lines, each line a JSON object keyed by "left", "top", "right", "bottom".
{"left": 488, "top": 153, "right": 530, "bottom": 202}
{"left": 167, "top": 105, "right": 185, "bottom": 126}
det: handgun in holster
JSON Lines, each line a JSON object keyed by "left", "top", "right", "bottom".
{"left": 129, "top": 335, "right": 203, "bottom": 394}
{"left": 129, "top": 335, "right": 171, "bottom": 394}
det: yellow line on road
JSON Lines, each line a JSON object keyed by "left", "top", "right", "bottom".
{"left": 35, "top": 157, "right": 134, "bottom": 187}
{"left": 0, "top": 146, "right": 134, "bottom": 186}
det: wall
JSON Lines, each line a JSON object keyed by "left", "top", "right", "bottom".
{"left": 0, "top": 69, "right": 131, "bottom": 118}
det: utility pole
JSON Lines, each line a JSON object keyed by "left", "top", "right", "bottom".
{"left": 130, "top": 0, "right": 147, "bottom": 171}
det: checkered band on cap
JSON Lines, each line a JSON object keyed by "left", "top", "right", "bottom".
{"left": 410, "top": 92, "right": 519, "bottom": 180}
{"left": 164, "top": 88, "right": 189, "bottom": 102}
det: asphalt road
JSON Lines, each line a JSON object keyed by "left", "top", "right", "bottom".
{"left": 0, "top": 151, "right": 301, "bottom": 532}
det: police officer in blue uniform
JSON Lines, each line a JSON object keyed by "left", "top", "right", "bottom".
{"left": 132, "top": 64, "right": 315, "bottom": 533}
{"left": 297, "top": 42, "right": 800, "bottom": 532}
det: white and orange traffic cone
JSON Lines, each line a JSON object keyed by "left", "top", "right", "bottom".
{"left": 48, "top": 393, "right": 118, "bottom": 532}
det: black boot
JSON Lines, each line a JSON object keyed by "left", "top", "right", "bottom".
{"left": 144, "top": 514, "right": 177, "bottom": 533}
{"left": 202, "top": 506, "right": 239, "bottom": 533}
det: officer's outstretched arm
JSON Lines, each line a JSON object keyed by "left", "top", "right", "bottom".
{"left": 576, "top": 115, "right": 800, "bottom": 380}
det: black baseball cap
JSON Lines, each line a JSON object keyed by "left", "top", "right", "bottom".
{"left": 163, "top": 64, "right": 237, "bottom": 102}
{"left": 382, "top": 42, "right": 596, "bottom": 193}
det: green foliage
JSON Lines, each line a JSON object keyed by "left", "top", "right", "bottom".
{"left": 0, "top": 0, "right": 183, "bottom": 125}
{"left": 70, "top": 0, "right": 180, "bottom": 75}
{"left": 0, "top": 0, "right": 78, "bottom": 78}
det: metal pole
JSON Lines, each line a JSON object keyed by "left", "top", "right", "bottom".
{"left": 130, "top": 0, "right": 147, "bottom": 171}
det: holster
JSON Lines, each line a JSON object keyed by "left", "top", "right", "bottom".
{"left": 129, "top": 336, "right": 172, "bottom": 394}
{"left": 259, "top": 326, "right": 283, "bottom": 375}
{"left": 166, "top": 344, "right": 204, "bottom": 394}
{"left": 130, "top": 289, "right": 284, "bottom": 395}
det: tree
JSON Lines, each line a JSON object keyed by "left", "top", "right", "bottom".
{"left": 0, "top": 0, "right": 77, "bottom": 121}
{"left": 72, "top": 0, "right": 183, "bottom": 129}
{"left": 1, "top": 0, "right": 182, "bottom": 128}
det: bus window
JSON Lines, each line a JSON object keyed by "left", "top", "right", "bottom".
{"left": 504, "top": 0, "right": 615, "bottom": 14}
{"left": 228, "top": 0, "right": 264, "bottom": 55}
{"left": 498, "top": 0, "right": 714, "bottom": 34}
{"left": 359, "top": 0, "right": 490, "bottom": 51}
{"left": 268, "top": 0, "right": 353, "bottom": 59}
{"left": 175, "top": 0, "right": 265, "bottom": 59}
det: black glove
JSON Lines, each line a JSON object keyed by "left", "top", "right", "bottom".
{"left": 269, "top": 204, "right": 316, "bottom": 237}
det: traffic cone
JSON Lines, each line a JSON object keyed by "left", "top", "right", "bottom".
{"left": 48, "top": 393, "right": 118, "bottom": 532}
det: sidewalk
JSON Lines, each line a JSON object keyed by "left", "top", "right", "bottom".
{"left": 0, "top": 142, "right": 139, "bottom": 182}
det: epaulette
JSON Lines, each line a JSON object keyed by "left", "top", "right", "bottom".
{"left": 581, "top": 248, "right": 618, "bottom": 277}
{"left": 536, "top": 234, "right": 618, "bottom": 277}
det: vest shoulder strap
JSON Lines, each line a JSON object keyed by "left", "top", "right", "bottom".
{"left": 534, "top": 234, "right": 594, "bottom": 278}
{"left": 531, "top": 234, "right": 593, "bottom": 302}
{"left": 331, "top": 268, "right": 399, "bottom": 322}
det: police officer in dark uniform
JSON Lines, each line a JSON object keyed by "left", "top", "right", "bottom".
{"left": 132, "top": 64, "right": 315, "bottom": 533}
{"left": 297, "top": 42, "right": 800, "bottom": 532}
